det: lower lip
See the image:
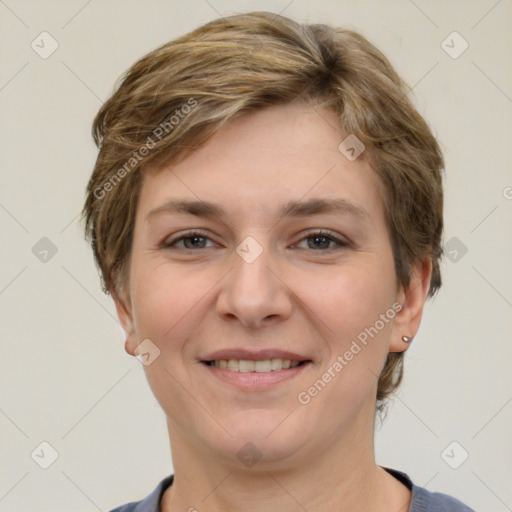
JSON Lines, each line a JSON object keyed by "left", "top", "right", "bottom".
{"left": 201, "top": 362, "right": 312, "bottom": 390}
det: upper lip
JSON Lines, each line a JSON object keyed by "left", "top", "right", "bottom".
{"left": 202, "top": 349, "right": 311, "bottom": 362}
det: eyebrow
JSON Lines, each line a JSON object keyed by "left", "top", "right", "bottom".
{"left": 145, "top": 197, "right": 370, "bottom": 223}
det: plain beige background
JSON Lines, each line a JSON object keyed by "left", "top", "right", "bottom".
{"left": 0, "top": 1, "right": 511, "bottom": 511}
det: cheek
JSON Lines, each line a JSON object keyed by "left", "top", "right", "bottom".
{"left": 300, "top": 266, "right": 397, "bottom": 416}
{"left": 131, "top": 264, "right": 203, "bottom": 340}
{"left": 309, "top": 258, "right": 397, "bottom": 334}
{"left": 306, "top": 261, "right": 398, "bottom": 406}
{"left": 129, "top": 264, "right": 208, "bottom": 411}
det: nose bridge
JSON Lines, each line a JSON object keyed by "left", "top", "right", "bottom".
{"left": 217, "top": 234, "right": 290, "bottom": 327}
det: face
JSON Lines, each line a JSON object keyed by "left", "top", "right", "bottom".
{"left": 117, "top": 102, "right": 429, "bottom": 470}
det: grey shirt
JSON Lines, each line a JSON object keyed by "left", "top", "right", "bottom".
{"left": 109, "top": 467, "right": 475, "bottom": 511}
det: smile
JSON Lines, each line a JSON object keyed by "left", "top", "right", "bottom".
{"left": 201, "top": 359, "right": 313, "bottom": 390}
{"left": 204, "top": 359, "right": 308, "bottom": 372}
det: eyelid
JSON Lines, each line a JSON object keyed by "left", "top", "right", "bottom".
{"left": 294, "top": 229, "right": 350, "bottom": 248}
{"left": 162, "top": 229, "right": 215, "bottom": 247}
{"left": 163, "top": 228, "right": 349, "bottom": 250}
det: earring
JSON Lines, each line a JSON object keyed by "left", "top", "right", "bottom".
{"left": 402, "top": 336, "right": 412, "bottom": 343}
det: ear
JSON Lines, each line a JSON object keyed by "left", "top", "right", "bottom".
{"left": 389, "top": 258, "right": 432, "bottom": 353}
{"left": 113, "top": 290, "right": 137, "bottom": 356}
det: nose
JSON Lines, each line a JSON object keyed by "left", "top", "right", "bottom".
{"left": 216, "top": 238, "right": 292, "bottom": 329}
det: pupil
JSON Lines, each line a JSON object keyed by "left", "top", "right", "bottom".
{"left": 186, "top": 236, "right": 205, "bottom": 249}
{"left": 310, "top": 236, "right": 328, "bottom": 249}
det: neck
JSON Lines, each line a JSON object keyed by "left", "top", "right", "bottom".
{"left": 161, "top": 406, "right": 411, "bottom": 512}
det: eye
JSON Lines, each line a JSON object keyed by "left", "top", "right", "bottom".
{"left": 163, "top": 230, "right": 216, "bottom": 250}
{"left": 163, "top": 229, "right": 349, "bottom": 251}
{"left": 295, "top": 230, "right": 349, "bottom": 251}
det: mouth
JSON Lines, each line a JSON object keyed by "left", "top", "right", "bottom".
{"left": 202, "top": 359, "right": 311, "bottom": 372}
{"left": 200, "top": 358, "right": 313, "bottom": 390}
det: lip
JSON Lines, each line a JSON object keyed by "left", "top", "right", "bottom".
{"left": 201, "top": 360, "right": 313, "bottom": 390}
{"left": 201, "top": 348, "right": 310, "bottom": 362}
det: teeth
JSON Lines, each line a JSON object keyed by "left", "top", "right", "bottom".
{"left": 227, "top": 359, "right": 239, "bottom": 371}
{"left": 239, "top": 360, "right": 255, "bottom": 372}
{"left": 270, "top": 359, "right": 283, "bottom": 371}
{"left": 255, "top": 360, "right": 271, "bottom": 372}
{"left": 210, "top": 359, "right": 303, "bottom": 372}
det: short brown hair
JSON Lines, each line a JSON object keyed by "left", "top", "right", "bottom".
{"left": 82, "top": 11, "right": 444, "bottom": 412}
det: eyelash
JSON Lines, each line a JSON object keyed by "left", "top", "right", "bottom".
{"left": 163, "top": 229, "right": 349, "bottom": 252}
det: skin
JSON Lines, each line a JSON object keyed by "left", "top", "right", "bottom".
{"left": 115, "top": 102, "right": 432, "bottom": 512}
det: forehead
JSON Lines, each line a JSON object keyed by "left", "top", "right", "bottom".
{"left": 138, "top": 102, "right": 384, "bottom": 224}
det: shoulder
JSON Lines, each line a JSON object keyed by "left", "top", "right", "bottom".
{"left": 107, "top": 475, "right": 174, "bottom": 512}
{"left": 382, "top": 467, "right": 475, "bottom": 512}
{"left": 108, "top": 504, "right": 136, "bottom": 512}
{"left": 410, "top": 485, "right": 475, "bottom": 511}
{"left": 109, "top": 471, "right": 475, "bottom": 512}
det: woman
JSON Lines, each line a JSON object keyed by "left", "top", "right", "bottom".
{"left": 83, "top": 11, "right": 474, "bottom": 512}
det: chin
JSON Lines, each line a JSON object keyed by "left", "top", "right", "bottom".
{"left": 198, "top": 409, "right": 313, "bottom": 468}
